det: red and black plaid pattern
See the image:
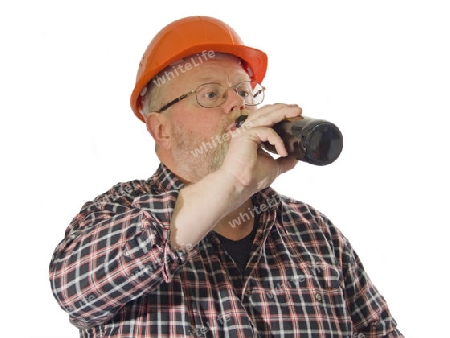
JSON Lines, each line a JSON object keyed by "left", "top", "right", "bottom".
{"left": 50, "top": 163, "right": 403, "bottom": 337}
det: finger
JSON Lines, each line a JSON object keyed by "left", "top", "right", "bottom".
{"left": 247, "top": 127, "right": 289, "bottom": 157}
{"left": 242, "top": 104, "right": 302, "bottom": 129}
{"left": 261, "top": 128, "right": 289, "bottom": 157}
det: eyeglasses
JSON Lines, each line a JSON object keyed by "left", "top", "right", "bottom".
{"left": 156, "top": 81, "right": 265, "bottom": 113}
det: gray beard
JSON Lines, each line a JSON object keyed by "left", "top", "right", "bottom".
{"left": 171, "top": 126, "right": 230, "bottom": 182}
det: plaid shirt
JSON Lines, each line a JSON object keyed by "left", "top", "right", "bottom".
{"left": 50, "top": 163, "right": 403, "bottom": 337}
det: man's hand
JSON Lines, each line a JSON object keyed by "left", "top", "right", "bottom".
{"left": 170, "top": 103, "right": 302, "bottom": 250}
{"left": 220, "top": 103, "right": 302, "bottom": 194}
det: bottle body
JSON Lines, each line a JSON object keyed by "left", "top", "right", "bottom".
{"left": 235, "top": 115, "right": 344, "bottom": 166}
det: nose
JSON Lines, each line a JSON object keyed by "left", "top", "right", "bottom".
{"left": 222, "top": 87, "right": 246, "bottom": 114}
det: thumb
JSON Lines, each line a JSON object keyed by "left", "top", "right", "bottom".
{"left": 276, "top": 157, "right": 298, "bottom": 175}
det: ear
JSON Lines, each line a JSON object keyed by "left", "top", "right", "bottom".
{"left": 145, "top": 112, "right": 172, "bottom": 150}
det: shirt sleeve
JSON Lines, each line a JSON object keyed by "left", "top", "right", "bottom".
{"left": 49, "top": 181, "right": 198, "bottom": 330}
{"left": 317, "top": 213, "right": 404, "bottom": 337}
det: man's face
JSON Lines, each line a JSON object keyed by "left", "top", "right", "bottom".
{"left": 160, "top": 55, "right": 256, "bottom": 182}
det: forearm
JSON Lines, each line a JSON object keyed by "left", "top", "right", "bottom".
{"left": 170, "top": 168, "right": 248, "bottom": 249}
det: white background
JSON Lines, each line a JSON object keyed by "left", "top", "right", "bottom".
{"left": 1, "top": 1, "right": 448, "bottom": 337}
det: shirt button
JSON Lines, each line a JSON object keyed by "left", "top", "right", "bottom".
{"left": 315, "top": 293, "right": 322, "bottom": 302}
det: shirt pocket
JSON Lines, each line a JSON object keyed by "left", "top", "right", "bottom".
{"left": 251, "top": 262, "right": 352, "bottom": 336}
{"left": 288, "top": 262, "right": 352, "bottom": 335}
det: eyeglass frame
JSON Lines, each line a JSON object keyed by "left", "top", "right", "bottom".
{"left": 156, "top": 80, "right": 265, "bottom": 113}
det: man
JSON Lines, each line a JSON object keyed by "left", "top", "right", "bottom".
{"left": 49, "top": 16, "right": 403, "bottom": 337}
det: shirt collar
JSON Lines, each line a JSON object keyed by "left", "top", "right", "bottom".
{"left": 149, "top": 162, "right": 282, "bottom": 212}
{"left": 149, "top": 163, "right": 185, "bottom": 193}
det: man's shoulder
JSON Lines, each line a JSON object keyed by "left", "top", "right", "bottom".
{"left": 106, "top": 178, "right": 154, "bottom": 196}
{"left": 274, "top": 191, "right": 343, "bottom": 240}
{"left": 98, "top": 163, "right": 183, "bottom": 199}
{"left": 262, "top": 188, "right": 326, "bottom": 223}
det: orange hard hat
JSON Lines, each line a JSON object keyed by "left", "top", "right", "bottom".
{"left": 130, "top": 16, "right": 268, "bottom": 122}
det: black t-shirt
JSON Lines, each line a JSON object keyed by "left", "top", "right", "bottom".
{"left": 215, "top": 220, "right": 258, "bottom": 274}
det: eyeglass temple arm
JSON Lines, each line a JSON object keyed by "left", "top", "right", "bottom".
{"left": 157, "top": 91, "right": 194, "bottom": 113}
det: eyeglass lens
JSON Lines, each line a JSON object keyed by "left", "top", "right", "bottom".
{"left": 196, "top": 81, "right": 264, "bottom": 108}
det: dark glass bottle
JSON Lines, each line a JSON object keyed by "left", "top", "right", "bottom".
{"left": 235, "top": 115, "right": 343, "bottom": 166}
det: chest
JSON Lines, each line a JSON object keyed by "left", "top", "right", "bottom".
{"left": 147, "top": 225, "right": 351, "bottom": 337}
